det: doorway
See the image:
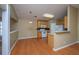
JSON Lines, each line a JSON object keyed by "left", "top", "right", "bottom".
{"left": 37, "top": 20, "right": 50, "bottom": 43}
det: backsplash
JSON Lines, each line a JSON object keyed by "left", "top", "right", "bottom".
{"left": 50, "top": 23, "right": 64, "bottom": 33}
{"left": 55, "top": 25, "right": 64, "bottom": 31}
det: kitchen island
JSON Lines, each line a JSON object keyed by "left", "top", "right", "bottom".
{"left": 47, "top": 30, "right": 70, "bottom": 50}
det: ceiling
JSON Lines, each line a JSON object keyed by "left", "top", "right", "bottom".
{"left": 13, "top": 4, "right": 68, "bottom": 20}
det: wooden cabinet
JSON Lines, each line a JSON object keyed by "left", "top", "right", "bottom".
{"left": 56, "top": 19, "right": 64, "bottom": 25}
{"left": 37, "top": 20, "right": 49, "bottom": 28}
{"left": 56, "top": 16, "right": 68, "bottom": 30}
{"left": 37, "top": 32, "right": 42, "bottom": 40}
{"left": 64, "top": 16, "right": 67, "bottom": 29}
{"left": 48, "top": 34, "right": 54, "bottom": 48}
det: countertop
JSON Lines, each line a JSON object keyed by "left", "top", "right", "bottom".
{"left": 55, "top": 31, "right": 70, "bottom": 34}
{"left": 48, "top": 31, "right": 70, "bottom": 35}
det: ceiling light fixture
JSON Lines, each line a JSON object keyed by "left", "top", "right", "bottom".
{"left": 29, "top": 21, "right": 32, "bottom": 24}
{"left": 43, "top": 13, "right": 54, "bottom": 18}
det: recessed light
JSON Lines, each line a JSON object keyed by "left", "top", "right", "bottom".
{"left": 29, "top": 21, "right": 32, "bottom": 24}
{"left": 43, "top": 13, "right": 54, "bottom": 18}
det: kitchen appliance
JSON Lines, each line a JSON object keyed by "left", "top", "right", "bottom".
{"left": 40, "top": 29, "right": 47, "bottom": 38}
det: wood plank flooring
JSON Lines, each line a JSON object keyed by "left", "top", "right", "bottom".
{"left": 11, "top": 39, "right": 79, "bottom": 55}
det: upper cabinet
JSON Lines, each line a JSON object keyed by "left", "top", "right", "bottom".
{"left": 56, "top": 19, "right": 64, "bottom": 25}
{"left": 64, "top": 16, "right": 67, "bottom": 30}
{"left": 37, "top": 20, "right": 49, "bottom": 28}
{"left": 56, "top": 16, "right": 68, "bottom": 31}
{"left": 10, "top": 5, "right": 17, "bottom": 22}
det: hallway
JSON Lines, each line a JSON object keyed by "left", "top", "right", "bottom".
{"left": 11, "top": 39, "right": 79, "bottom": 55}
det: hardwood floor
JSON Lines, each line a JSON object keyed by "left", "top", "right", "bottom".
{"left": 11, "top": 39, "right": 79, "bottom": 55}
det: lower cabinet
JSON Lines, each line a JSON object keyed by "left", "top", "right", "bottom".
{"left": 48, "top": 34, "right": 54, "bottom": 48}
{"left": 37, "top": 32, "right": 42, "bottom": 40}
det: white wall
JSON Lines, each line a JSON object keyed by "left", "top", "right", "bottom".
{"left": 0, "top": 9, "right": 2, "bottom": 17}
{"left": 17, "top": 19, "right": 37, "bottom": 39}
{"left": 77, "top": 9, "right": 79, "bottom": 41}
{"left": 54, "top": 5, "right": 78, "bottom": 49}
{"left": 10, "top": 31, "right": 18, "bottom": 49}
{"left": 10, "top": 5, "right": 18, "bottom": 50}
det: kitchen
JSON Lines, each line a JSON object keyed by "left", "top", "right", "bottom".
{"left": 37, "top": 15, "right": 68, "bottom": 49}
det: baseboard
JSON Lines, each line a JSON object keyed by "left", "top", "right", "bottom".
{"left": 9, "top": 40, "right": 18, "bottom": 55}
{"left": 18, "top": 36, "right": 37, "bottom": 40}
{"left": 77, "top": 41, "right": 79, "bottom": 43}
{"left": 53, "top": 41, "right": 78, "bottom": 51}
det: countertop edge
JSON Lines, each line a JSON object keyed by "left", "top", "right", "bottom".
{"left": 55, "top": 31, "right": 70, "bottom": 34}
{"left": 48, "top": 31, "right": 70, "bottom": 35}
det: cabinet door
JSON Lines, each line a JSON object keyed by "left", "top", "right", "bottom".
{"left": 37, "top": 32, "right": 42, "bottom": 40}
{"left": 64, "top": 16, "right": 67, "bottom": 29}
{"left": 48, "top": 35, "right": 53, "bottom": 48}
{"left": 56, "top": 19, "right": 64, "bottom": 25}
{"left": 37, "top": 21, "right": 41, "bottom": 28}
{"left": 37, "top": 20, "right": 49, "bottom": 28}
